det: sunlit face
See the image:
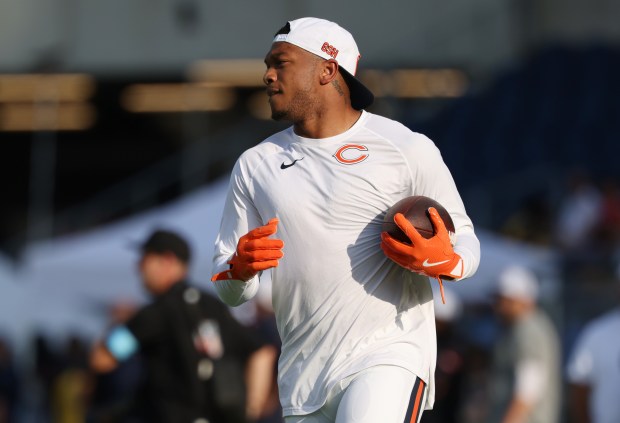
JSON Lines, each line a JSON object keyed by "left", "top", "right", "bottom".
{"left": 495, "top": 295, "right": 529, "bottom": 323}
{"left": 263, "top": 42, "right": 322, "bottom": 122}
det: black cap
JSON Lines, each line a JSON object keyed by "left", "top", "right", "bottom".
{"left": 136, "top": 229, "right": 191, "bottom": 263}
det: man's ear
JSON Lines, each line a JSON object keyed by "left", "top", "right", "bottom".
{"left": 319, "top": 59, "right": 339, "bottom": 85}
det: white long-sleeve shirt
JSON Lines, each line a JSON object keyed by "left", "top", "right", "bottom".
{"left": 212, "top": 111, "right": 480, "bottom": 416}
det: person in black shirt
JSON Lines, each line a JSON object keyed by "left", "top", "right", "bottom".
{"left": 90, "top": 229, "right": 277, "bottom": 423}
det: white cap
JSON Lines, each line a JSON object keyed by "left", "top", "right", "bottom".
{"left": 496, "top": 265, "right": 539, "bottom": 301}
{"left": 273, "top": 17, "right": 374, "bottom": 110}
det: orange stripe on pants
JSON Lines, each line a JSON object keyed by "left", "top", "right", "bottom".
{"left": 407, "top": 379, "right": 426, "bottom": 423}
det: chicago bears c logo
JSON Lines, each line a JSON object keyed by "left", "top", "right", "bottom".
{"left": 333, "top": 144, "right": 369, "bottom": 165}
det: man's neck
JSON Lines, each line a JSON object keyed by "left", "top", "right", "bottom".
{"left": 293, "top": 108, "right": 362, "bottom": 139}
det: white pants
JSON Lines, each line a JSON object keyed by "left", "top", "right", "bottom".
{"left": 284, "top": 365, "right": 427, "bottom": 423}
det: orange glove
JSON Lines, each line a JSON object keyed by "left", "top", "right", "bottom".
{"left": 211, "top": 218, "right": 284, "bottom": 282}
{"left": 380, "top": 207, "right": 462, "bottom": 303}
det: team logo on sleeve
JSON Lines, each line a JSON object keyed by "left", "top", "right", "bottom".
{"left": 333, "top": 144, "right": 369, "bottom": 165}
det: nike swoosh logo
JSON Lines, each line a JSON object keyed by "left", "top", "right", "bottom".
{"left": 280, "top": 157, "right": 304, "bottom": 169}
{"left": 423, "top": 259, "right": 451, "bottom": 267}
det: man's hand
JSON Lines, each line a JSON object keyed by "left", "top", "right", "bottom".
{"left": 380, "top": 207, "right": 461, "bottom": 302}
{"left": 212, "top": 218, "right": 284, "bottom": 282}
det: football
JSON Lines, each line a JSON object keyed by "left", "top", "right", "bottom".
{"left": 382, "top": 195, "right": 455, "bottom": 243}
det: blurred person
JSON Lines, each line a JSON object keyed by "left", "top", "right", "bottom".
{"left": 90, "top": 229, "right": 277, "bottom": 423}
{"left": 555, "top": 169, "right": 602, "bottom": 251}
{"left": 211, "top": 17, "right": 480, "bottom": 423}
{"left": 596, "top": 178, "right": 620, "bottom": 247}
{"left": 33, "top": 334, "right": 59, "bottom": 420}
{"left": 88, "top": 301, "right": 145, "bottom": 423}
{"left": 455, "top": 299, "right": 499, "bottom": 423}
{"left": 489, "top": 266, "right": 561, "bottom": 423}
{"left": 251, "top": 278, "right": 284, "bottom": 423}
{"left": 500, "top": 194, "right": 553, "bottom": 246}
{"left": 421, "top": 289, "right": 467, "bottom": 423}
{"left": 0, "top": 337, "right": 19, "bottom": 423}
{"left": 51, "top": 337, "right": 92, "bottom": 423}
{"left": 566, "top": 267, "right": 620, "bottom": 423}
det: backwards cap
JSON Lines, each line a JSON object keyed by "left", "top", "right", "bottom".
{"left": 273, "top": 17, "right": 374, "bottom": 110}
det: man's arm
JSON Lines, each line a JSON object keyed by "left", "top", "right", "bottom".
{"left": 212, "top": 159, "right": 283, "bottom": 306}
{"left": 244, "top": 344, "right": 278, "bottom": 421}
{"left": 569, "top": 383, "right": 591, "bottom": 423}
{"left": 89, "top": 325, "right": 140, "bottom": 373}
{"left": 566, "top": 326, "right": 595, "bottom": 423}
{"left": 213, "top": 218, "right": 283, "bottom": 306}
{"left": 501, "top": 398, "right": 534, "bottom": 423}
{"left": 90, "top": 341, "right": 119, "bottom": 373}
{"left": 403, "top": 134, "right": 481, "bottom": 279}
{"left": 501, "top": 359, "right": 546, "bottom": 423}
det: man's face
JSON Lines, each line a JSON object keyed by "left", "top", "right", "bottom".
{"left": 494, "top": 295, "right": 530, "bottom": 323}
{"left": 263, "top": 42, "right": 322, "bottom": 121}
{"left": 138, "top": 253, "right": 167, "bottom": 295}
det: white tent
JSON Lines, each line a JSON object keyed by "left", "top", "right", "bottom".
{"left": 18, "top": 177, "right": 234, "bottom": 347}
{"left": 447, "top": 230, "right": 559, "bottom": 303}
{"left": 4, "top": 177, "right": 558, "bottom": 352}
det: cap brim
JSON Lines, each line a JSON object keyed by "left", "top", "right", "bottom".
{"left": 340, "top": 68, "right": 374, "bottom": 111}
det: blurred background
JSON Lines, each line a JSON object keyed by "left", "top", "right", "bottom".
{"left": 1, "top": 0, "right": 620, "bottom": 422}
